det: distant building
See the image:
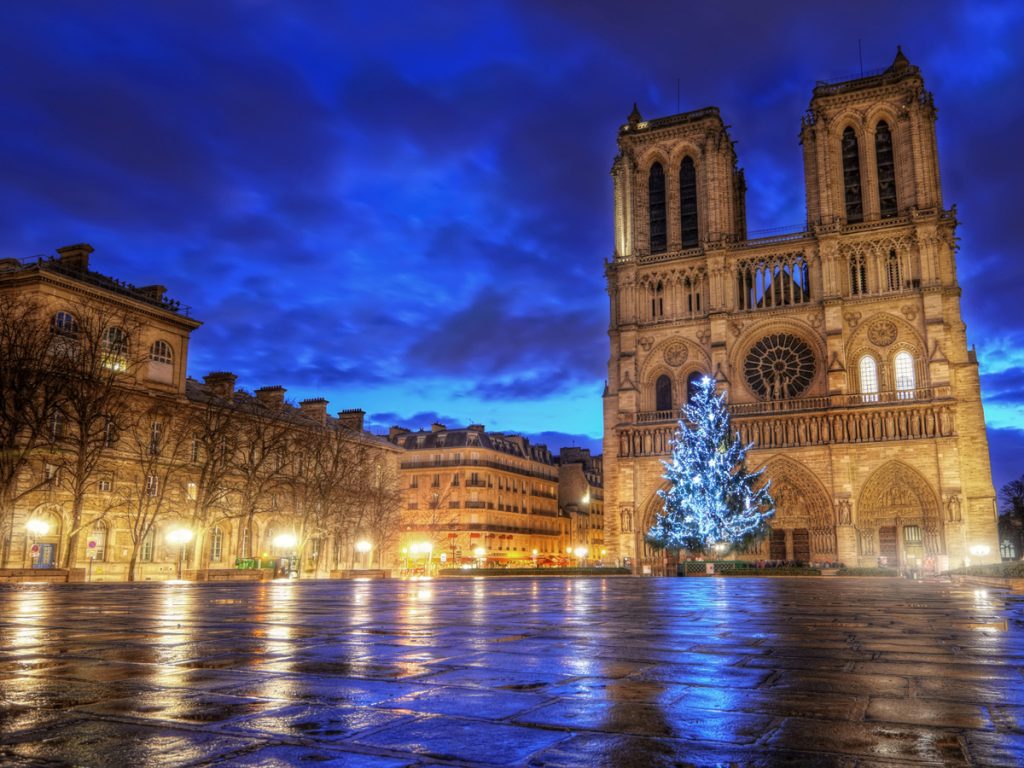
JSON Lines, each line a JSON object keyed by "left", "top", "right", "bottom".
{"left": 0, "top": 244, "right": 400, "bottom": 581}
{"left": 388, "top": 424, "right": 567, "bottom": 567}
{"left": 602, "top": 50, "right": 999, "bottom": 572}
{"left": 557, "top": 447, "right": 605, "bottom": 561}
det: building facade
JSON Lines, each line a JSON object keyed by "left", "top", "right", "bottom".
{"left": 0, "top": 245, "right": 401, "bottom": 581}
{"left": 603, "top": 50, "right": 999, "bottom": 572}
{"left": 558, "top": 447, "right": 605, "bottom": 561}
{"left": 388, "top": 424, "right": 568, "bottom": 568}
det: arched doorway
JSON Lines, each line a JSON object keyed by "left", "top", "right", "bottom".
{"left": 25, "top": 507, "right": 63, "bottom": 569}
{"left": 857, "top": 462, "right": 942, "bottom": 568}
{"left": 758, "top": 458, "right": 836, "bottom": 564}
{"left": 634, "top": 484, "right": 678, "bottom": 575}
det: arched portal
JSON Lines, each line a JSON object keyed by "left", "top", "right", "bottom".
{"left": 857, "top": 462, "right": 942, "bottom": 567}
{"left": 758, "top": 458, "right": 835, "bottom": 563}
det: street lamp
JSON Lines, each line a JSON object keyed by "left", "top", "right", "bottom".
{"left": 272, "top": 533, "right": 298, "bottom": 578}
{"left": 166, "top": 528, "right": 193, "bottom": 580}
{"left": 355, "top": 539, "right": 372, "bottom": 569}
{"left": 574, "top": 545, "right": 588, "bottom": 566}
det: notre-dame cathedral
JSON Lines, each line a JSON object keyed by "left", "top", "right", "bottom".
{"left": 602, "top": 49, "right": 999, "bottom": 573}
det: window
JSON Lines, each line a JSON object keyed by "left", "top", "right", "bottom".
{"left": 1001, "top": 539, "right": 1017, "bottom": 560}
{"left": 51, "top": 311, "right": 78, "bottom": 336}
{"left": 186, "top": 482, "right": 198, "bottom": 501}
{"left": 102, "top": 327, "right": 129, "bottom": 370}
{"left": 103, "top": 418, "right": 117, "bottom": 448}
{"left": 651, "top": 281, "right": 664, "bottom": 319}
{"left": 885, "top": 249, "right": 902, "bottom": 292}
{"left": 894, "top": 351, "right": 915, "bottom": 397}
{"left": 98, "top": 475, "right": 113, "bottom": 493}
{"left": 451, "top": 473, "right": 460, "bottom": 486}
{"left": 240, "top": 525, "right": 252, "bottom": 558}
{"left": 44, "top": 463, "right": 59, "bottom": 484}
{"left": 432, "top": 474, "right": 440, "bottom": 488}
{"left": 410, "top": 476, "right": 418, "bottom": 488}
{"left": 145, "top": 474, "right": 158, "bottom": 497}
{"left": 859, "top": 356, "right": 879, "bottom": 402}
{"left": 49, "top": 411, "right": 64, "bottom": 441}
{"left": 191, "top": 438, "right": 200, "bottom": 463}
{"left": 849, "top": 255, "right": 868, "bottom": 295}
{"left": 655, "top": 374, "right": 673, "bottom": 412}
{"left": 841, "top": 127, "right": 863, "bottom": 223}
{"left": 90, "top": 523, "right": 107, "bottom": 561}
{"left": 149, "top": 340, "right": 173, "bottom": 364}
{"left": 149, "top": 422, "right": 162, "bottom": 456}
{"left": 875, "top": 121, "right": 897, "bottom": 218}
{"left": 679, "top": 156, "right": 698, "bottom": 247}
{"left": 648, "top": 162, "right": 667, "bottom": 253}
{"left": 140, "top": 529, "right": 155, "bottom": 562}
{"left": 210, "top": 526, "right": 223, "bottom": 563}
{"left": 686, "top": 371, "right": 704, "bottom": 403}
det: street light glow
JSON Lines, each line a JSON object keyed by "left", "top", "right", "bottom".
{"left": 166, "top": 528, "right": 193, "bottom": 545}
{"left": 25, "top": 519, "right": 50, "bottom": 536}
{"left": 574, "top": 546, "right": 588, "bottom": 558}
{"left": 473, "top": 547, "right": 486, "bottom": 558}
{"left": 272, "top": 533, "right": 297, "bottom": 549}
{"left": 355, "top": 540, "right": 372, "bottom": 554}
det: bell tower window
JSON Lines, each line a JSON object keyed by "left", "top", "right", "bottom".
{"left": 655, "top": 375, "right": 673, "bottom": 412}
{"left": 648, "top": 162, "right": 667, "bottom": 253}
{"left": 679, "top": 157, "right": 698, "bottom": 248}
{"left": 650, "top": 281, "right": 664, "bottom": 318}
{"left": 875, "top": 121, "right": 897, "bottom": 218}
{"left": 841, "top": 127, "right": 863, "bottom": 223}
{"left": 886, "top": 249, "right": 902, "bottom": 292}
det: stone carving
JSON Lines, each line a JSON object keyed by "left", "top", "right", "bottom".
{"left": 900, "top": 305, "right": 918, "bottom": 322}
{"left": 836, "top": 499, "right": 852, "bottom": 525}
{"left": 729, "top": 319, "right": 744, "bottom": 338}
{"left": 697, "top": 328, "right": 711, "bottom": 346}
{"left": 639, "top": 336, "right": 654, "bottom": 352}
{"left": 867, "top": 318, "right": 898, "bottom": 346}
{"left": 844, "top": 311, "right": 862, "bottom": 329}
{"left": 945, "top": 494, "right": 962, "bottom": 522}
{"left": 664, "top": 342, "right": 688, "bottom": 367}
{"left": 620, "top": 506, "right": 634, "bottom": 533}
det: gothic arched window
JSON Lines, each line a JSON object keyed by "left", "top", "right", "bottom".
{"left": 655, "top": 374, "right": 672, "bottom": 412}
{"left": 875, "top": 121, "right": 897, "bottom": 218}
{"left": 648, "top": 162, "right": 667, "bottom": 253}
{"left": 686, "top": 371, "right": 704, "bottom": 403}
{"left": 651, "top": 281, "right": 664, "bottom": 318}
{"left": 679, "top": 157, "right": 698, "bottom": 247}
{"left": 894, "top": 351, "right": 915, "bottom": 397}
{"left": 886, "top": 249, "right": 902, "bottom": 292}
{"left": 849, "top": 254, "right": 868, "bottom": 295}
{"left": 841, "top": 127, "right": 863, "bottom": 223}
{"left": 859, "top": 355, "right": 879, "bottom": 402}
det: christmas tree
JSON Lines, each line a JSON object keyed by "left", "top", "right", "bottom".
{"left": 647, "top": 376, "right": 774, "bottom": 553}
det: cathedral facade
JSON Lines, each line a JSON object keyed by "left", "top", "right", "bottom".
{"left": 602, "top": 50, "right": 999, "bottom": 572}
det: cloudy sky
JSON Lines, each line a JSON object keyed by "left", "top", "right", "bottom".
{"left": 2, "top": 1, "right": 1022, "bottom": 494}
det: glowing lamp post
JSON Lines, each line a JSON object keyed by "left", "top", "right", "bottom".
{"left": 574, "top": 545, "right": 589, "bottom": 566}
{"left": 355, "top": 539, "right": 372, "bottom": 569}
{"left": 166, "top": 528, "right": 193, "bottom": 580}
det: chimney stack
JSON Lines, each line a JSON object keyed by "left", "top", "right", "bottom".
{"left": 431, "top": 422, "right": 447, "bottom": 432}
{"left": 56, "top": 243, "right": 94, "bottom": 271}
{"left": 338, "top": 409, "right": 365, "bottom": 432}
{"left": 299, "top": 398, "right": 328, "bottom": 425}
{"left": 255, "top": 385, "right": 286, "bottom": 406}
{"left": 388, "top": 425, "right": 410, "bottom": 440}
{"left": 203, "top": 371, "right": 237, "bottom": 399}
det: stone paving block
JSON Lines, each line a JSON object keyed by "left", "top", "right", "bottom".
{"left": 765, "top": 717, "right": 970, "bottom": 764}
{"left": 228, "top": 702, "right": 414, "bottom": 742}
{"left": 375, "top": 685, "right": 550, "bottom": 720}
{"left": 961, "top": 729, "right": 1024, "bottom": 767}
{"left": 351, "top": 714, "right": 569, "bottom": 765}
{"left": 73, "top": 690, "right": 275, "bottom": 725}
{"left": 2, "top": 718, "right": 251, "bottom": 768}
{"left": 864, "top": 696, "right": 991, "bottom": 729}
{"left": 211, "top": 743, "right": 414, "bottom": 767}
{"left": 221, "top": 674, "right": 425, "bottom": 706}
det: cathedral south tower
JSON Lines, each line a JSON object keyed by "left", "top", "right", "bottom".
{"left": 602, "top": 49, "right": 999, "bottom": 573}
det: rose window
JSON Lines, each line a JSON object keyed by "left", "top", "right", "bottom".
{"left": 744, "top": 334, "right": 815, "bottom": 400}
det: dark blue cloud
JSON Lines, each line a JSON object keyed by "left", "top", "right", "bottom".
{"left": 0, "top": 0, "right": 1021, "bottom": 471}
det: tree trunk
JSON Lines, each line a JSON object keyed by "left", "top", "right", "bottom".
{"left": 63, "top": 494, "right": 85, "bottom": 569}
{"left": 127, "top": 551, "right": 139, "bottom": 582}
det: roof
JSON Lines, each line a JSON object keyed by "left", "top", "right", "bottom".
{"left": 390, "top": 427, "right": 555, "bottom": 465}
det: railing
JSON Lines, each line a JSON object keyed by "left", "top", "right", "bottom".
{"left": 465, "top": 479, "right": 487, "bottom": 488}
{"left": 633, "top": 386, "right": 951, "bottom": 423}
{"left": 398, "top": 457, "right": 557, "bottom": 482}
{"left": 619, "top": 399, "right": 956, "bottom": 457}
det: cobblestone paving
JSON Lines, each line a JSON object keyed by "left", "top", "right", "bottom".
{"left": 1, "top": 577, "right": 1022, "bottom": 766}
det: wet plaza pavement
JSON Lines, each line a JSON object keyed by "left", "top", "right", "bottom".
{"left": 1, "top": 577, "right": 1023, "bottom": 767}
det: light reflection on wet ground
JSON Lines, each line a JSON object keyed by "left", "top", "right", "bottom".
{"left": 1, "top": 577, "right": 1022, "bottom": 766}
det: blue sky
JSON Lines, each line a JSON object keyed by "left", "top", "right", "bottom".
{"left": 2, "top": 1, "right": 1022, "bottom": 494}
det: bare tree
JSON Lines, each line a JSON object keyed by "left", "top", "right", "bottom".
{"left": 52, "top": 304, "right": 143, "bottom": 568}
{"left": 228, "top": 395, "right": 294, "bottom": 561}
{"left": 112, "top": 405, "right": 191, "bottom": 581}
{"left": 182, "top": 390, "right": 242, "bottom": 570}
{"left": 0, "top": 296, "right": 68, "bottom": 566}
{"left": 362, "top": 459, "right": 403, "bottom": 569}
